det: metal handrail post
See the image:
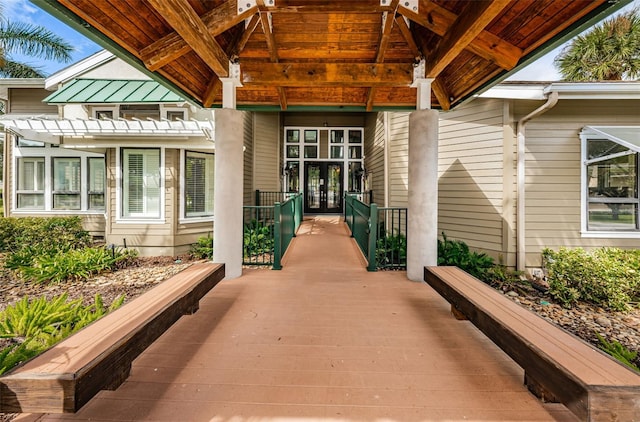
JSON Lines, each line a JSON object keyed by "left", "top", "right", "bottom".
{"left": 273, "top": 202, "right": 282, "bottom": 270}
{"left": 367, "top": 203, "right": 378, "bottom": 271}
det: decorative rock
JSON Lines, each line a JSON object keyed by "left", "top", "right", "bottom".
{"left": 506, "top": 291, "right": 519, "bottom": 297}
{"left": 595, "top": 316, "right": 612, "bottom": 328}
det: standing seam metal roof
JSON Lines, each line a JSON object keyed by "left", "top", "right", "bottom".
{"left": 43, "top": 79, "right": 184, "bottom": 103}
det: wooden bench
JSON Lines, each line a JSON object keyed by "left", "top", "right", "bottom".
{"left": 0, "top": 262, "right": 225, "bottom": 414}
{"left": 425, "top": 266, "right": 640, "bottom": 422}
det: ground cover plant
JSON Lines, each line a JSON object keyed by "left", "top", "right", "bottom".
{"left": 190, "top": 235, "right": 213, "bottom": 260}
{"left": 376, "top": 231, "right": 407, "bottom": 269}
{"left": 0, "top": 293, "right": 124, "bottom": 375}
{"left": 243, "top": 219, "right": 274, "bottom": 258}
{"left": 542, "top": 247, "right": 640, "bottom": 311}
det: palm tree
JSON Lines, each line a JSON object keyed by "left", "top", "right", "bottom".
{"left": 554, "top": 9, "right": 640, "bottom": 81}
{"left": 0, "top": 3, "right": 73, "bottom": 78}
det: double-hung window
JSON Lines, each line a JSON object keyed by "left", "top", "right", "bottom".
{"left": 88, "top": 157, "right": 106, "bottom": 210}
{"left": 52, "top": 157, "right": 81, "bottom": 210}
{"left": 17, "top": 157, "right": 45, "bottom": 209}
{"left": 184, "top": 151, "right": 214, "bottom": 218}
{"left": 122, "top": 148, "right": 161, "bottom": 219}
{"left": 581, "top": 126, "right": 640, "bottom": 234}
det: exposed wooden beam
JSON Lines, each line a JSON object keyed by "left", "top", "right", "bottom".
{"left": 425, "top": 0, "right": 512, "bottom": 78}
{"left": 231, "top": 14, "right": 261, "bottom": 57}
{"left": 398, "top": 0, "right": 522, "bottom": 71}
{"left": 242, "top": 63, "right": 413, "bottom": 86}
{"left": 431, "top": 78, "right": 451, "bottom": 111}
{"left": 368, "top": 0, "right": 399, "bottom": 111}
{"left": 263, "top": 0, "right": 392, "bottom": 13}
{"left": 141, "top": 0, "right": 254, "bottom": 72}
{"left": 395, "top": 15, "right": 422, "bottom": 59}
{"left": 257, "top": 0, "right": 287, "bottom": 109}
{"left": 203, "top": 78, "right": 221, "bottom": 108}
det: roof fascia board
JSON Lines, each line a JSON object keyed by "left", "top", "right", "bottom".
{"left": 454, "top": 0, "right": 634, "bottom": 109}
{"left": 44, "top": 50, "right": 115, "bottom": 90}
{"left": 545, "top": 82, "right": 640, "bottom": 99}
{"left": 32, "top": 0, "right": 204, "bottom": 108}
{"left": 479, "top": 84, "right": 546, "bottom": 100}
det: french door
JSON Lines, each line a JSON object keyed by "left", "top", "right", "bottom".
{"left": 304, "top": 162, "right": 343, "bottom": 213}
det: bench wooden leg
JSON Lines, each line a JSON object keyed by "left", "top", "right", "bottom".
{"left": 450, "top": 305, "right": 468, "bottom": 320}
{"left": 525, "top": 372, "right": 560, "bottom": 403}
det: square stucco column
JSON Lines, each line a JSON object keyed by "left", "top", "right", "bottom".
{"left": 213, "top": 108, "right": 245, "bottom": 279}
{"left": 407, "top": 109, "right": 439, "bottom": 281}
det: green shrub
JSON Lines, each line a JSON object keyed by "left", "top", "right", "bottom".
{"left": 11, "top": 246, "right": 137, "bottom": 284}
{"left": 438, "top": 232, "right": 495, "bottom": 280}
{"left": 376, "top": 232, "right": 406, "bottom": 268}
{"left": 542, "top": 247, "right": 640, "bottom": 311}
{"left": 0, "top": 216, "right": 90, "bottom": 253}
{"left": 595, "top": 332, "right": 639, "bottom": 372}
{"left": 243, "top": 219, "right": 274, "bottom": 257}
{"left": 0, "top": 293, "right": 125, "bottom": 375}
{"left": 189, "top": 235, "right": 213, "bottom": 260}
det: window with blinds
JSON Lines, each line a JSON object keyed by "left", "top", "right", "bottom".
{"left": 17, "top": 157, "right": 45, "bottom": 209}
{"left": 53, "top": 157, "right": 81, "bottom": 210}
{"left": 185, "top": 151, "right": 214, "bottom": 218}
{"left": 122, "top": 148, "right": 161, "bottom": 219}
{"left": 88, "top": 157, "right": 105, "bottom": 210}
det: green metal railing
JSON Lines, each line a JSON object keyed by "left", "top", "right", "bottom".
{"left": 243, "top": 192, "right": 303, "bottom": 269}
{"left": 345, "top": 193, "right": 407, "bottom": 271}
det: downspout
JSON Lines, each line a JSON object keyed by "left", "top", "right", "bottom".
{"left": 516, "top": 90, "right": 558, "bottom": 272}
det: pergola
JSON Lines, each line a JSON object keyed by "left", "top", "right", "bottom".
{"left": 32, "top": 0, "right": 631, "bottom": 279}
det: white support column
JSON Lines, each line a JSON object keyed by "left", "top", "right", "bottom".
{"left": 220, "top": 61, "right": 242, "bottom": 109}
{"left": 213, "top": 108, "right": 245, "bottom": 279}
{"left": 407, "top": 108, "right": 439, "bottom": 282}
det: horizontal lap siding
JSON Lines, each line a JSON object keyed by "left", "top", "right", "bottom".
{"left": 253, "top": 113, "right": 280, "bottom": 192}
{"left": 438, "top": 98, "right": 506, "bottom": 256}
{"left": 522, "top": 99, "right": 640, "bottom": 267}
{"left": 364, "top": 113, "right": 384, "bottom": 204}
{"left": 388, "top": 112, "right": 409, "bottom": 208}
{"left": 8, "top": 88, "right": 57, "bottom": 114}
{"left": 243, "top": 112, "right": 254, "bottom": 205}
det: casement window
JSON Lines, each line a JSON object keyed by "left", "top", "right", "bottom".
{"left": 88, "top": 157, "right": 106, "bottom": 210}
{"left": 17, "top": 157, "right": 45, "bottom": 209}
{"left": 121, "top": 148, "right": 161, "bottom": 219}
{"left": 184, "top": 151, "right": 214, "bottom": 218}
{"left": 52, "top": 157, "right": 81, "bottom": 210}
{"left": 581, "top": 126, "right": 640, "bottom": 235}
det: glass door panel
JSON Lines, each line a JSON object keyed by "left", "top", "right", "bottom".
{"left": 304, "top": 162, "right": 343, "bottom": 213}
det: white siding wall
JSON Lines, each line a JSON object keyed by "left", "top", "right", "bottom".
{"left": 388, "top": 112, "right": 410, "bottom": 207}
{"left": 253, "top": 113, "right": 280, "bottom": 192}
{"left": 520, "top": 99, "right": 640, "bottom": 268}
{"left": 364, "top": 113, "right": 385, "bottom": 205}
{"left": 438, "top": 98, "right": 508, "bottom": 258}
{"left": 243, "top": 111, "right": 254, "bottom": 205}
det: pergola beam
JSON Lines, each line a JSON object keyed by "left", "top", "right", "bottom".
{"left": 141, "top": 0, "right": 254, "bottom": 72}
{"left": 257, "top": 0, "right": 287, "bottom": 110}
{"left": 425, "top": 0, "right": 512, "bottom": 78}
{"left": 398, "top": 0, "right": 522, "bottom": 71}
{"left": 241, "top": 63, "right": 413, "bottom": 86}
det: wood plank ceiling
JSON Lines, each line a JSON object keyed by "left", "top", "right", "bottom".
{"left": 42, "top": 0, "right": 621, "bottom": 110}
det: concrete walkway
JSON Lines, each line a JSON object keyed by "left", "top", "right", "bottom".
{"left": 26, "top": 216, "right": 577, "bottom": 421}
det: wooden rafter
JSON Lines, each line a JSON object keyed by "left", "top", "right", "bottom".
{"left": 147, "top": 0, "right": 230, "bottom": 77}
{"left": 203, "top": 79, "right": 221, "bottom": 108}
{"left": 257, "top": 0, "right": 287, "bottom": 110}
{"left": 262, "top": 0, "right": 393, "bottom": 13}
{"left": 399, "top": 0, "right": 522, "bottom": 71}
{"left": 431, "top": 78, "right": 451, "bottom": 111}
{"left": 395, "top": 15, "right": 421, "bottom": 59}
{"left": 231, "top": 14, "right": 261, "bottom": 58}
{"left": 242, "top": 63, "right": 413, "bottom": 86}
{"left": 425, "top": 0, "right": 512, "bottom": 78}
{"left": 141, "top": 0, "right": 255, "bottom": 72}
{"left": 367, "top": 0, "right": 399, "bottom": 111}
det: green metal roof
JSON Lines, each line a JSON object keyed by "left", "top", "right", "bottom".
{"left": 44, "top": 79, "right": 184, "bottom": 104}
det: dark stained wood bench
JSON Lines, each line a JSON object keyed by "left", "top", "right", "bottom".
{"left": 0, "top": 262, "right": 225, "bottom": 414}
{"left": 425, "top": 266, "right": 640, "bottom": 422}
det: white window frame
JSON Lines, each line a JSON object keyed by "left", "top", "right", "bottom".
{"left": 161, "top": 105, "right": 188, "bottom": 121}
{"left": 116, "top": 146, "right": 165, "bottom": 223}
{"left": 52, "top": 156, "right": 82, "bottom": 210}
{"left": 16, "top": 156, "right": 45, "bottom": 210}
{"left": 12, "top": 140, "right": 104, "bottom": 214}
{"left": 180, "top": 149, "right": 214, "bottom": 223}
{"left": 92, "top": 106, "right": 118, "bottom": 120}
{"left": 580, "top": 130, "right": 640, "bottom": 238}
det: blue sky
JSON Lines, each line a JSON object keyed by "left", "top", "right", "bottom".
{"left": 3, "top": 0, "right": 639, "bottom": 80}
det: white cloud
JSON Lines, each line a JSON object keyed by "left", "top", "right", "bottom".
{"left": 2, "top": 0, "right": 40, "bottom": 25}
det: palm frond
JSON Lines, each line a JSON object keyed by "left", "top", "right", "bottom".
{"left": 0, "top": 21, "right": 73, "bottom": 63}
{"left": 0, "top": 59, "right": 45, "bottom": 78}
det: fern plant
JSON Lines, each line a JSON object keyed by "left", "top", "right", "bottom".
{"left": 595, "top": 332, "right": 639, "bottom": 372}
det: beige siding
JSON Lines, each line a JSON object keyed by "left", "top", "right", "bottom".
{"left": 364, "top": 113, "right": 385, "bottom": 204}
{"left": 522, "top": 99, "right": 640, "bottom": 268}
{"left": 8, "top": 88, "right": 57, "bottom": 115}
{"left": 387, "top": 112, "right": 409, "bottom": 207}
{"left": 438, "top": 98, "right": 507, "bottom": 257}
{"left": 253, "top": 113, "right": 280, "bottom": 192}
{"left": 243, "top": 112, "right": 254, "bottom": 205}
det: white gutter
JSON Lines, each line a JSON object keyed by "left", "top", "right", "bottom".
{"left": 516, "top": 90, "right": 559, "bottom": 272}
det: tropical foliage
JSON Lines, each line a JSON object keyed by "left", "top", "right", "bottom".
{"left": 554, "top": 9, "right": 640, "bottom": 81}
{"left": 0, "top": 2, "right": 74, "bottom": 77}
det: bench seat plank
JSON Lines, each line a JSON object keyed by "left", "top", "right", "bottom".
{"left": 0, "top": 262, "right": 225, "bottom": 414}
{"left": 425, "top": 266, "right": 640, "bottom": 422}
